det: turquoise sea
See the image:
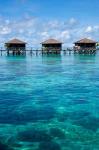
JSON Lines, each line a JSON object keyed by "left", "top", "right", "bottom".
{"left": 0, "top": 53, "right": 99, "bottom": 150}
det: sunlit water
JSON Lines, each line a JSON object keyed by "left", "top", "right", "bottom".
{"left": 0, "top": 53, "right": 99, "bottom": 150}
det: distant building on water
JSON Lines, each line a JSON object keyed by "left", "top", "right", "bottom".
{"left": 74, "top": 38, "right": 96, "bottom": 50}
{"left": 41, "top": 39, "right": 62, "bottom": 54}
{"left": 5, "top": 38, "right": 26, "bottom": 55}
{"left": 74, "top": 38, "right": 97, "bottom": 54}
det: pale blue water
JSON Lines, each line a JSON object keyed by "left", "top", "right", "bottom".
{"left": 0, "top": 54, "right": 99, "bottom": 150}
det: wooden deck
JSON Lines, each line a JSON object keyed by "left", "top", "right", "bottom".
{"left": 73, "top": 48, "right": 97, "bottom": 54}
{"left": 0, "top": 48, "right": 97, "bottom": 56}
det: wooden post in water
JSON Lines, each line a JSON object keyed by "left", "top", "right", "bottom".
{"left": 36, "top": 50, "right": 38, "bottom": 56}
{"left": 7, "top": 50, "right": 9, "bottom": 56}
{"left": 30, "top": 48, "right": 33, "bottom": 56}
{"left": 0, "top": 50, "right": 2, "bottom": 56}
{"left": 64, "top": 50, "right": 67, "bottom": 55}
{"left": 68, "top": 49, "right": 70, "bottom": 55}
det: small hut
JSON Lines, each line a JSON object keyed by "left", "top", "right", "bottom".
{"left": 74, "top": 38, "right": 96, "bottom": 54}
{"left": 41, "top": 39, "right": 62, "bottom": 54}
{"left": 74, "top": 38, "right": 96, "bottom": 49}
{"left": 5, "top": 38, "right": 26, "bottom": 55}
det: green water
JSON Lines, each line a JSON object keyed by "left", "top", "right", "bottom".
{"left": 0, "top": 53, "right": 99, "bottom": 150}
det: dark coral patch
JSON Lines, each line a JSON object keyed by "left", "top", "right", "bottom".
{"left": 74, "top": 116, "right": 99, "bottom": 132}
{"left": 18, "top": 129, "right": 52, "bottom": 142}
{"left": 50, "top": 127, "right": 65, "bottom": 139}
{"left": 0, "top": 106, "right": 55, "bottom": 124}
{"left": 0, "top": 141, "right": 13, "bottom": 150}
{"left": 69, "top": 99, "right": 89, "bottom": 105}
{"left": 57, "top": 110, "right": 90, "bottom": 122}
{"left": 19, "top": 106, "right": 55, "bottom": 122}
{"left": 68, "top": 111, "right": 90, "bottom": 121}
{"left": 38, "top": 141, "right": 61, "bottom": 150}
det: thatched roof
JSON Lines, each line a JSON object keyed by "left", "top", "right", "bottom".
{"left": 41, "top": 39, "right": 62, "bottom": 44}
{"left": 74, "top": 38, "right": 96, "bottom": 44}
{"left": 5, "top": 39, "right": 26, "bottom": 44}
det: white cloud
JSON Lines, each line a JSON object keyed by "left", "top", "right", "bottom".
{"left": 85, "top": 25, "right": 99, "bottom": 34}
{"left": 0, "top": 16, "right": 98, "bottom": 47}
{"left": 69, "top": 18, "right": 77, "bottom": 25}
{"left": 40, "top": 32, "right": 49, "bottom": 38}
{"left": 0, "top": 27, "right": 11, "bottom": 35}
{"left": 60, "top": 31, "right": 71, "bottom": 41}
{"left": 85, "top": 26, "right": 93, "bottom": 33}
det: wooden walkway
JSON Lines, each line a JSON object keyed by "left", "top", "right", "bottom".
{"left": 0, "top": 48, "right": 97, "bottom": 56}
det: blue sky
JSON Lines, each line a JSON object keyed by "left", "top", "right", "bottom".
{"left": 0, "top": 0, "right": 99, "bottom": 47}
{"left": 0, "top": 0, "right": 99, "bottom": 22}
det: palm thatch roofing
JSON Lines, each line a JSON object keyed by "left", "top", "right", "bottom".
{"left": 74, "top": 38, "right": 96, "bottom": 44}
{"left": 41, "top": 39, "right": 62, "bottom": 44}
{"left": 5, "top": 39, "right": 27, "bottom": 44}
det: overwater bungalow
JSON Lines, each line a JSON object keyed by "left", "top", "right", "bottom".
{"left": 41, "top": 39, "right": 62, "bottom": 54}
{"left": 5, "top": 38, "right": 26, "bottom": 55}
{"left": 74, "top": 38, "right": 96, "bottom": 54}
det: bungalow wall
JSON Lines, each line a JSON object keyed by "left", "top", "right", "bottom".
{"left": 42, "top": 44, "right": 62, "bottom": 51}
{"left": 6, "top": 44, "right": 26, "bottom": 51}
{"left": 75, "top": 43, "right": 96, "bottom": 49}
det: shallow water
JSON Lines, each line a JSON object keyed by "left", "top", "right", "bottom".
{"left": 0, "top": 53, "right": 99, "bottom": 150}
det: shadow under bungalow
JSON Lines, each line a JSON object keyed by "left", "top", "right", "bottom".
{"left": 5, "top": 39, "right": 26, "bottom": 55}
{"left": 41, "top": 39, "right": 62, "bottom": 54}
{"left": 74, "top": 38, "right": 97, "bottom": 54}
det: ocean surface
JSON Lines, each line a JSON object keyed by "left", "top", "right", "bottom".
{"left": 0, "top": 53, "right": 99, "bottom": 150}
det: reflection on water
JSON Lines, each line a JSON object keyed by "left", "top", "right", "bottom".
{"left": 0, "top": 54, "right": 99, "bottom": 150}
{"left": 42, "top": 54, "right": 61, "bottom": 64}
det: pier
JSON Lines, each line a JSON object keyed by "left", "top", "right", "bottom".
{"left": 0, "top": 47, "right": 97, "bottom": 56}
{"left": 0, "top": 38, "right": 96, "bottom": 56}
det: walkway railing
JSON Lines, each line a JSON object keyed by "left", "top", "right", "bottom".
{"left": 0, "top": 47, "right": 98, "bottom": 56}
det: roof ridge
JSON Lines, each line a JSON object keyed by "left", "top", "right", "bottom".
{"left": 6, "top": 38, "right": 26, "bottom": 44}
{"left": 41, "top": 38, "right": 62, "bottom": 44}
{"left": 74, "top": 38, "right": 96, "bottom": 44}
